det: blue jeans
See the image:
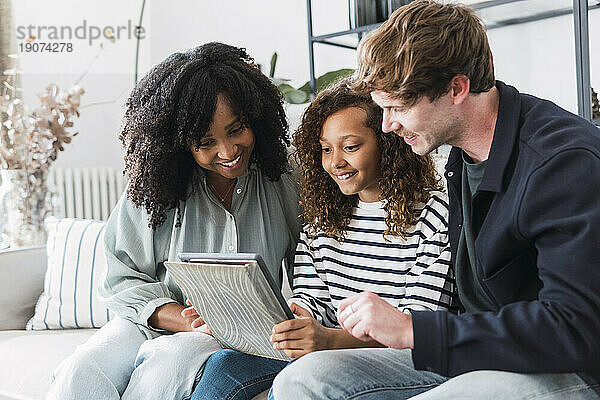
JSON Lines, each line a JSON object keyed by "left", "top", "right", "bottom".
{"left": 410, "top": 371, "right": 600, "bottom": 400}
{"left": 191, "top": 349, "right": 288, "bottom": 400}
{"left": 268, "top": 348, "right": 600, "bottom": 400}
{"left": 46, "top": 317, "right": 221, "bottom": 400}
{"left": 269, "top": 348, "right": 444, "bottom": 400}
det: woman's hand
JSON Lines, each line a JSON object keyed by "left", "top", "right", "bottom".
{"left": 181, "top": 299, "right": 212, "bottom": 334}
{"left": 270, "top": 303, "right": 332, "bottom": 358}
{"left": 149, "top": 302, "right": 199, "bottom": 333}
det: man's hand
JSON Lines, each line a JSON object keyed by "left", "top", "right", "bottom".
{"left": 270, "top": 303, "right": 331, "bottom": 358}
{"left": 181, "top": 299, "right": 212, "bottom": 334}
{"left": 338, "top": 292, "right": 414, "bottom": 349}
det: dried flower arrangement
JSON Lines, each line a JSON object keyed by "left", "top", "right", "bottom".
{"left": 0, "top": 55, "right": 84, "bottom": 248}
{"left": 0, "top": 84, "right": 84, "bottom": 172}
{"left": 1, "top": 40, "right": 119, "bottom": 174}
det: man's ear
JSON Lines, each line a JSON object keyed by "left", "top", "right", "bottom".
{"left": 448, "top": 74, "right": 470, "bottom": 105}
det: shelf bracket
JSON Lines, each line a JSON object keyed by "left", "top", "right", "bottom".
{"left": 306, "top": 0, "right": 317, "bottom": 98}
{"left": 574, "top": 0, "right": 592, "bottom": 121}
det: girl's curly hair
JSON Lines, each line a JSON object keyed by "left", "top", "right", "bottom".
{"left": 120, "top": 42, "right": 290, "bottom": 230}
{"left": 293, "top": 79, "right": 442, "bottom": 240}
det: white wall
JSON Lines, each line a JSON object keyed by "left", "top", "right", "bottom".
{"left": 10, "top": 1, "right": 600, "bottom": 169}
{"left": 489, "top": 10, "right": 600, "bottom": 114}
{"left": 12, "top": 0, "right": 149, "bottom": 169}
{"left": 141, "top": 0, "right": 357, "bottom": 87}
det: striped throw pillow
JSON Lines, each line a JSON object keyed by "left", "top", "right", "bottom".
{"left": 27, "top": 217, "right": 113, "bottom": 330}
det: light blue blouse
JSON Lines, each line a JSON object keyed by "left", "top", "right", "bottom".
{"left": 100, "top": 164, "right": 301, "bottom": 338}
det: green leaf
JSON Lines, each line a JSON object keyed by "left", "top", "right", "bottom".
{"left": 283, "top": 89, "right": 309, "bottom": 104}
{"left": 276, "top": 83, "right": 309, "bottom": 104}
{"left": 277, "top": 83, "right": 296, "bottom": 94}
{"left": 298, "top": 68, "right": 355, "bottom": 94}
{"left": 270, "top": 52, "right": 278, "bottom": 78}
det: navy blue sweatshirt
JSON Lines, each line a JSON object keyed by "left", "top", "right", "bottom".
{"left": 411, "top": 81, "right": 600, "bottom": 379}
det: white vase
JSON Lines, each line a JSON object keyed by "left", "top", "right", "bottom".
{"left": 0, "top": 169, "right": 53, "bottom": 248}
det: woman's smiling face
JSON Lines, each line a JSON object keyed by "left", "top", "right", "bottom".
{"left": 319, "top": 106, "right": 382, "bottom": 203}
{"left": 190, "top": 94, "right": 255, "bottom": 181}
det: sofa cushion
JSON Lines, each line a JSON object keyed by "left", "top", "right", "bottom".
{"left": 0, "top": 246, "right": 47, "bottom": 330}
{"left": 0, "top": 329, "right": 97, "bottom": 400}
{"left": 27, "top": 218, "right": 113, "bottom": 330}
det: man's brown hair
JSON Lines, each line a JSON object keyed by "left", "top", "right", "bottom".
{"left": 354, "top": 0, "right": 495, "bottom": 105}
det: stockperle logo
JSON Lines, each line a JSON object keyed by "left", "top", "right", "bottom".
{"left": 17, "top": 20, "right": 145, "bottom": 53}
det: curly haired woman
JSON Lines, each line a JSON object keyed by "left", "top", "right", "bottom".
{"left": 192, "top": 79, "right": 455, "bottom": 399}
{"left": 46, "top": 42, "right": 300, "bottom": 400}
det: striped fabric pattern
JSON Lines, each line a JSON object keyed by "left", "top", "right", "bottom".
{"left": 290, "top": 192, "right": 454, "bottom": 328}
{"left": 27, "top": 217, "right": 112, "bottom": 330}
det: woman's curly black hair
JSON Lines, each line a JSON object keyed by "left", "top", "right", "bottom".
{"left": 120, "top": 42, "right": 290, "bottom": 230}
{"left": 293, "top": 78, "right": 443, "bottom": 240}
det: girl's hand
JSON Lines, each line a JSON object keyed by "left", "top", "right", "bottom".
{"left": 181, "top": 299, "right": 212, "bottom": 334}
{"left": 270, "top": 303, "right": 331, "bottom": 358}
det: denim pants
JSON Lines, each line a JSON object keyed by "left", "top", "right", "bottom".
{"left": 191, "top": 349, "right": 288, "bottom": 400}
{"left": 46, "top": 317, "right": 221, "bottom": 400}
{"left": 269, "top": 349, "right": 600, "bottom": 400}
{"left": 411, "top": 371, "right": 600, "bottom": 400}
{"left": 269, "top": 348, "right": 600, "bottom": 400}
{"left": 269, "top": 348, "right": 444, "bottom": 400}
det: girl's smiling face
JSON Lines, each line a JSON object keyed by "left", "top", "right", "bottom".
{"left": 319, "top": 107, "right": 382, "bottom": 203}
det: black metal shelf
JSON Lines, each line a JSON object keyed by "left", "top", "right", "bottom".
{"left": 306, "top": 0, "right": 598, "bottom": 121}
{"left": 484, "top": 3, "right": 600, "bottom": 29}
{"left": 310, "top": 23, "right": 382, "bottom": 50}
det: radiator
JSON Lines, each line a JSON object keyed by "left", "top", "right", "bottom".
{"left": 48, "top": 167, "right": 126, "bottom": 221}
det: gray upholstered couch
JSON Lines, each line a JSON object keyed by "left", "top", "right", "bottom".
{"left": 0, "top": 246, "right": 99, "bottom": 400}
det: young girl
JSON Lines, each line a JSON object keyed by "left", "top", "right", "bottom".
{"left": 192, "top": 79, "right": 454, "bottom": 399}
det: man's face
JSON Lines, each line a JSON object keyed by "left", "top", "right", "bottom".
{"left": 370, "top": 90, "right": 459, "bottom": 156}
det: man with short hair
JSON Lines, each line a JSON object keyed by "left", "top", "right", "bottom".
{"left": 270, "top": 1, "right": 600, "bottom": 398}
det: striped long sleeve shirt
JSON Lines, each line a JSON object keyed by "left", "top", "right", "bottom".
{"left": 290, "top": 191, "right": 454, "bottom": 328}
